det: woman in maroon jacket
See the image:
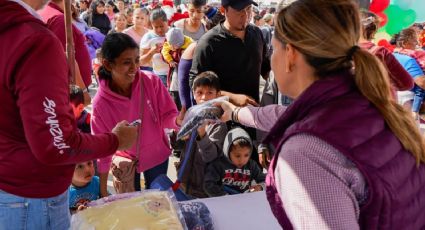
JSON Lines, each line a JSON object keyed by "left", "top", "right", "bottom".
{"left": 39, "top": 0, "right": 93, "bottom": 98}
{"left": 0, "top": 0, "right": 137, "bottom": 229}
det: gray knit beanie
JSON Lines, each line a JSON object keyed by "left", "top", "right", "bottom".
{"left": 166, "top": 28, "right": 185, "bottom": 48}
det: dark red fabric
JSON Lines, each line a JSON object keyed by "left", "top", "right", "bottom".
{"left": 0, "top": 0, "right": 118, "bottom": 198}
{"left": 265, "top": 71, "right": 425, "bottom": 229}
{"left": 38, "top": 2, "right": 92, "bottom": 87}
{"left": 360, "top": 41, "right": 414, "bottom": 92}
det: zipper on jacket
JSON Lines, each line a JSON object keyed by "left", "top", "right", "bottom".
{"left": 147, "top": 99, "right": 158, "bottom": 123}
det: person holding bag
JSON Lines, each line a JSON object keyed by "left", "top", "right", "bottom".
{"left": 92, "top": 33, "right": 185, "bottom": 196}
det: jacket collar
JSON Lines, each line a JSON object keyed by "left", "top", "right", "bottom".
{"left": 265, "top": 70, "right": 355, "bottom": 146}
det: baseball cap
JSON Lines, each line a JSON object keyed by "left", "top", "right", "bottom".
{"left": 221, "top": 0, "right": 258, "bottom": 11}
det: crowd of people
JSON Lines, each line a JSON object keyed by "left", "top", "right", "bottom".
{"left": 1, "top": 0, "right": 425, "bottom": 229}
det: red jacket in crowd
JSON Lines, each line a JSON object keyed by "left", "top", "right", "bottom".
{"left": 38, "top": 2, "right": 92, "bottom": 87}
{"left": 0, "top": 0, "right": 118, "bottom": 198}
{"left": 360, "top": 41, "right": 414, "bottom": 93}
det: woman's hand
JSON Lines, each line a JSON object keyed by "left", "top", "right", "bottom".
{"left": 215, "top": 100, "right": 237, "bottom": 122}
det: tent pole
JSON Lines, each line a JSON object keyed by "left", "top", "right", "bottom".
{"left": 64, "top": 0, "right": 76, "bottom": 85}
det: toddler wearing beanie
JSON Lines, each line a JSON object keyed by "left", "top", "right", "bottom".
{"left": 161, "top": 27, "right": 193, "bottom": 89}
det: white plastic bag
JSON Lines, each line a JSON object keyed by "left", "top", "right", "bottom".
{"left": 71, "top": 190, "right": 187, "bottom": 230}
{"left": 177, "top": 96, "right": 229, "bottom": 140}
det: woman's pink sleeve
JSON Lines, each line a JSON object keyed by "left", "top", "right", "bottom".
{"left": 238, "top": 105, "right": 287, "bottom": 132}
{"left": 91, "top": 108, "right": 114, "bottom": 173}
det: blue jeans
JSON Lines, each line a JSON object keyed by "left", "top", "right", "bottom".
{"left": 135, "top": 159, "right": 169, "bottom": 190}
{"left": 140, "top": 66, "right": 153, "bottom": 72}
{"left": 158, "top": 75, "right": 167, "bottom": 87}
{"left": 0, "top": 190, "right": 70, "bottom": 230}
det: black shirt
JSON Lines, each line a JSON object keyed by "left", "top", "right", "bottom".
{"left": 84, "top": 13, "right": 111, "bottom": 35}
{"left": 189, "top": 23, "right": 271, "bottom": 101}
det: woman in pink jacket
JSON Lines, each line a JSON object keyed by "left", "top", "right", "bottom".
{"left": 92, "top": 33, "right": 183, "bottom": 196}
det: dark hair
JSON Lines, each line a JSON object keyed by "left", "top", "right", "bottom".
{"left": 413, "top": 23, "right": 424, "bottom": 30}
{"left": 230, "top": 138, "right": 252, "bottom": 152}
{"left": 390, "top": 33, "right": 399, "bottom": 45}
{"left": 192, "top": 71, "right": 221, "bottom": 91}
{"left": 206, "top": 11, "right": 225, "bottom": 30}
{"left": 253, "top": 15, "right": 262, "bottom": 23}
{"left": 125, "top": 7, "right": 133, "bottom": 15}
{"left": 98, "top": 33, "right": 139, "bottom": 80}
{"left": 90, "top": 0, "right": 105, "bottom": 15}
{"left": 70, "top": 85, "right": 84, "bottom": 106}
{"left": 394, "top": 28, "right": 417, "bottom": 48}
{"left": 71, "top": 3, "right": 81, "bottom": 22}
{"left": 106, "top": 0, "right": 119, "bottom": 13}
{"left": 79, "top": 0, "right": 90, "bottom": 5}
{"left": 275, "top": 0, "right": 425, "bottom": 163}
{"left": 139, "top": 7, "right": 149, "bottom": 16}
{"left": 361, "top": 11, "right": 379, "bottom": 41}
{"left": 268, "top": 7, "right": 276, "bottom": 14}
{"left": 188, "top": 0, "right": 207, "bottom": 8}
{"left": 150, "top": 8, "right": 167, "bottom": 22}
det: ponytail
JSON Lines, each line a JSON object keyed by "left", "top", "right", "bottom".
{"left": 274, "top": 0, "right": 425, "bottom": 165}
{"left": 98, "top": 66, "right": 112, "bottom": 80}
{"left": 352, "top": 49, "right": 425, "bottom": 164}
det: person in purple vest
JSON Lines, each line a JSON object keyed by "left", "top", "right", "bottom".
{"left": 216, "top": 0, "right": 425, "bottom": 229}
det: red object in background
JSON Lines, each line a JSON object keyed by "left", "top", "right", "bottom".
{"left": 378, "top": 39, "right": 395, "bottom": 52}
{"left": 419, "top": 31, "right": 425, "bottom": 48}
{"left": 168, "top": 11, "right": 189, "bottom": 26}
{"left": 162, "top": 0, "right": 173, "bottom": 7}
{"left": 150, "top": 0, "right": 173, "bottom": 9}
{"left": 370, "top": 0, "right": 390, "bottom": 13}
{"left": 376, "top": 12, "right": 388, "bottom": 27}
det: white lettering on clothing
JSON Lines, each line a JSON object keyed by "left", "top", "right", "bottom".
{"left": 43, "top": 97, "right": 70, "bottom": 154}
{"left": 222, "top": 169, "right": 252, "bottom": 190}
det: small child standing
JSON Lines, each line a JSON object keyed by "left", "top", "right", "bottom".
{"left": 162, "top": 27, "right": 193, "bottom": 70}
{"left": 68, "top": 161, "right": 100, "bottom": 213}
{"left": 70, "top": 85, "right": 91, "bottom": 134}
{"left": 204, "top": 127, "right": 265, "bottom": 197}
{"left": 176, "top": 71, "right": 227, "bottom": 198}
{"left": 161, "top": 27, "right": 193, "bottom": 110}
{"left": 69, "top": 86, "right": 100, "bottom": 213}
